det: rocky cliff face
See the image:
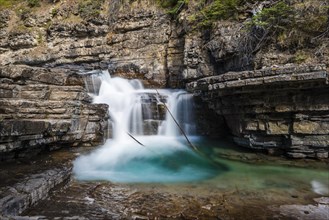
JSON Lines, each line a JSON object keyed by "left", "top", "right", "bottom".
{"left": 0, "top": 0, "right": 181, "bottom": 87}
{"left": 0, "top": 65, "right": 109, "bottom": 161}
{"left": 0, "top": 0, "right": 328, "bottom": 159}
{"left": 187, "top": 64, "right": 329, "bottom": 159}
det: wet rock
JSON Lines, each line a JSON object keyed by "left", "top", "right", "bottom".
{"left": 143, "top": 120, "right": 162, "bottom": 135}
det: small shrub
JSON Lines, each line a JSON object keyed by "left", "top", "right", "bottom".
{"left": 16, "top": 6, "right": 30, "bottom": 20}
{"left": 27, "top": 0, "right": 40, "bottom": 7}
{"left": 157, "top": 0, "right": 188, "bottom": 17}
{"left": 202, "top": 0, "right": 241, "bottom": 21}
{"left": 157, "top": 0, "right": 181, "bottom": 8}
{"left": 188, "top": 0, "right": 258, "bottom": 27}
{"left": 293, "top": 51, "right": 308, "bottom": 64}
{"left": 245, "top": 1, "right": 295, "bottom": 51}
{"left": 249, "top": 2, "right": 294, "bottom": 34}
{"left": 78, "top": 0, "right": 104, "bottom": 20}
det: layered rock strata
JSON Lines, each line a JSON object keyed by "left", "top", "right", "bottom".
{"left": 0, "top": 1, "right": 177, "bottom": 88}
{"left": 187, "top": 64, "right": 329, "bottom": 159}
{"left": 0, "top": 65, "right": 109, "bottom": 161}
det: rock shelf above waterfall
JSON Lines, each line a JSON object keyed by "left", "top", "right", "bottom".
{"left": 187, "top": 64, "right": 329, "bottom": 159}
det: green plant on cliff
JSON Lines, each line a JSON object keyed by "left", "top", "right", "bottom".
{"left": 78, "top": 0, "right": 104, "bottom": 20}
{"left": 199, "top": 0, "right": 249, "bottom": 22}
{"left": 157, "top": 0, "right": 189, "bottom": 16}
{"left": 247, "top": 0, "right": 328, "bottom": 53}
{"left": 248, "top": 1, "right": 294, "bottom": 35}
{"left": 27, "top": 0, "right": 40, "bottom": 7}
{"left": 187, "top": 0, "right": 257, "bottom": 27}
{"left": 293, "top": 51, "right": 308, "bottom": 64}
{"left": 51, "top": 7, "right": 58, "bottom": 17}
{"left": 244, "top": 1, "right": 294, "bottom": 53}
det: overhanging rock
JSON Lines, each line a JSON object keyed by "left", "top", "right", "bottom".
{"left": 187, "top": 64, "right": 329, "bottom": 159}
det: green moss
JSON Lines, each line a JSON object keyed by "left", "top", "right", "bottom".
{"left": 10, "top": 23, "right": 32, "bottom": 34}
{"left": 36, "top": 31, "right": 43, "bottom": 44}
{"left": 15, "top": 5, "right": 30, "bottom": 20}
{"left": 62, "top": 14, "right": 83, "bottom": 24}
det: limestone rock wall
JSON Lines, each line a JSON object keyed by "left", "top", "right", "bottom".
{"left": 0, "top": 1, "right": 181, "bottom": 88}
{"left": 0, "top": 65, "right": 109, "bottom": 161}
{"left": 187, "top": 64, "right": 329, "bottom": 159}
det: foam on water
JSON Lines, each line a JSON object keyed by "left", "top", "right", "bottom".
{"left": 74, "top": 136, "right": 218, "bottom": 183}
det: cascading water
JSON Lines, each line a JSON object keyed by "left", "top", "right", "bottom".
{"left": 73, "top": 71, "right": 329, "bottom": 198}
{"left": 158, "top": 91, "right": 196, "bottom": 136}
{"left": 73, "top": 70, "right": 219, "bottom": 183}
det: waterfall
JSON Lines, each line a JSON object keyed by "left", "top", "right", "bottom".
{"left": 74, "top": 70, "right": 217, "bottom": 183}
{"left": 84, "top": 70, "right": 196, "bottom": 139}
{"left": 158, "top": 91, "right": 196, "bottom": 137}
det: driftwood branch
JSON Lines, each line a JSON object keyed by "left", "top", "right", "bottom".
{"left": 155, "top": 89, "right": 200, "bottom": 154}
{"left": 109, "top": 111, "right": 144, "bottom": 146}
{"left": 126, "top": 132, "right": 144, "bottom": 146}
